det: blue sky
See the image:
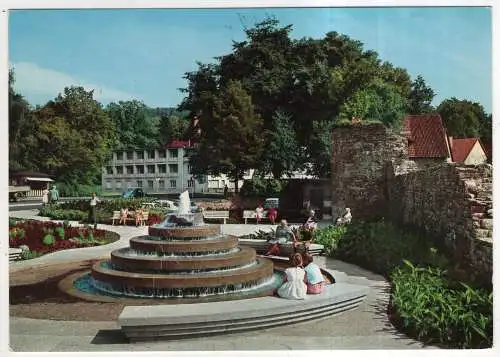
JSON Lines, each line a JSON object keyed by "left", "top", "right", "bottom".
{"left": 8, "top": 7, "right": 492, "bottom": 112}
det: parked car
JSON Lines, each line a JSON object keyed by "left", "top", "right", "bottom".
{"left": 122, "top": 188, "right": 148, "bottom": 199}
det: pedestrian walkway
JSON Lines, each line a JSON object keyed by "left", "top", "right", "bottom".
{"left": 8, "top": 209, "right": 436, "bottom": 351}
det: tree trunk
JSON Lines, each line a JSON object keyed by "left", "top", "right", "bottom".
{"left": 234, "top": 176, "right": 239, "bottom": 194}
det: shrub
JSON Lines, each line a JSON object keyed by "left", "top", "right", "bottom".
{"left": 54, "top": 227, "right": 65, "bottom": 240}
{"left": 311, "top": 225, "right": 347, "bottom": 255}
{"left": 21, "top": 250, "right": 43, "bottom": 260}
{"left": 42, "top": 234, "right": 55, "bottom": 246}
{"left": 391, "top": 260, "right": 493, "bottom": 348}
{"left": 240, "top": 177, "right": 283, "bottom": 196}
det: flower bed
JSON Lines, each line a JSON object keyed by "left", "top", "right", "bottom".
{"left": 9, "top": 219, "right": 119, "bottom": 259}
{"left": 313, "top": 221, "right": 493, "bottom": 348}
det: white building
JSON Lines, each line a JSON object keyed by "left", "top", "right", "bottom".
{"left": 101, "top": 140, "right": 248, "bottom": 195}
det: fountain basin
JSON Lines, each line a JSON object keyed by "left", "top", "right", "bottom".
{"left": 91, "top": 257, "right": 273, "bottom": 289}
{"left": 110, "top": 246, "right": 256, "bottom": 271}
{"left": 129, "top": 235, "right": 238, "bottom": 254}
{"left": 149, "top": 224, "right": 220, "bottom": 238}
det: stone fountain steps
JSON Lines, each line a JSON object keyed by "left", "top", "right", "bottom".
{"left": 118, "top": 279, "right": 369, "bottom": 342}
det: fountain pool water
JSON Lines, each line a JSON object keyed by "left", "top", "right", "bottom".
{"left": 62, "top": 190, "right": 282, "bottom": 302}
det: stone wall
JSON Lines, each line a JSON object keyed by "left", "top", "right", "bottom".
{"left": 387, "top": 163, "right": 493, "bottom": 280}
{"left": 331, "top": 123, "right": 415, "bottom": 220}
{"left": 331, "top": 123, "right": 493, "bottom": 282}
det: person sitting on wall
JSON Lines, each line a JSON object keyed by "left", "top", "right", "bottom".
{"left": 119, "top": 207, "right": 129, "bottom": 225}
{"left": 302, "top": 253, "right": 325, "bottom": 294}
{"left": 265, "top": 219, "right": 297, "bottom": 256}
{"left": 336, "top": 208, "right": 352, "bottom": 226}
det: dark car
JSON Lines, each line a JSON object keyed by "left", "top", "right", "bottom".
{"left": 122, "top": 188, "right": 147, "bottom": 199}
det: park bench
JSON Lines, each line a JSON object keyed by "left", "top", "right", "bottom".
{"left": 202, "top": 210, "right": 229, "bottom": 224}
{"left": 111, "top": 210, "right": 149, "bottom": 226}
{"left": 242, "top": 210, "right": 270, "bottom": 224}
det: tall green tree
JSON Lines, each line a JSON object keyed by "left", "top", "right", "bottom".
{"left": 308, "top": 120, "right": 334, "bottom": 178}
{"left": 408, "top": 75, "right": 435, "bottom": 114}
{"left": 437, "top": 97, "right": 490, "bottom": 139}
{"left": 8, "top": 69, "right": 32, "bottom": 171}
{"left": 260, "top": 110, "right": 304, "bottom": 179}
{"left": 158, "top": 114, "right": 190, "bottom": 145}
{"left": 338, "top": 79, "right": 408, "bottom": 130}
{"left": 180, "top": 17, "right": 413, "bottom": 178}
{"left": 189, "top": 80, "right": 264, "bottom": 193}
{"left": 28, "top": 86, "right": 115, "bottom": 183}
{"left": 106, "top": 100, "right": 159, "bottom": 149}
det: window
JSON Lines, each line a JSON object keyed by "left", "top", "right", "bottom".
{"left": 126, "top": 165, "right": 134, "bottom": 174}
{"left": 136, "top": 165, "right": 144, "bottom": 174}
{"left": 126, "top": 151, "right": 134, "bottom": 160}
{"left": 148, "top": 150, "right": 155, "bottom": 159}
{"left": 147, "top": 180, "right": 154, "bottom": 189}
{"left": 158, "top": 164, "right": 166, "bottom": 174}
{"left": 116, "top": 152, "right": 123, "bottom": 160}
{"left": 158, "top": 150, "right": 166, "bottom": 158}
{"left": 136, "top": 151, "right": 144, "bottom": 160}
{"left": 105, "top": 181, "right": 112, "bottom": 189}
{"left": 187, "top": 164, "right": 193, "bottom": 174}
{"left": 169, "top": 164, "right": 178, "bottom": 174}
{"left": 158, "top": 179, "right": 165, "bottom": 189}
{"left": 116, "top": 181, "right": 122, "bottom": 189}
{"left": 137, "top": 180, "right": 143, "bottom": 188}
{"left": 147, "top": 165, "right": 155, "bottom": 174}
{"left": 106, "top": 166, "right": 113, "bottom": 175}
{"left": 170, "top": 179, "right": 177, "bottom": 188}
{"left": 168, "top": 149, "right": 178, "bottom": 159}
{"left": 116, "top": 166, "right": 123, "bottom": 174}
{"left": 187, "top": 179, "right": 194, "bottom": 188}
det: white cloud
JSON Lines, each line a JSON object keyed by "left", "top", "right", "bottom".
{"left": 10, "top": 62, "right": 138, "bottom": 104}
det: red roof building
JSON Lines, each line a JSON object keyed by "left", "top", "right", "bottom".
{"left": 450, "top": 137, "right": 488, "bottom": 165}
{"left": 166, "top": 140, "right": 192, "bottom": 149}
{"left": 402, "top": 114, "right": 452, "bottom": 160}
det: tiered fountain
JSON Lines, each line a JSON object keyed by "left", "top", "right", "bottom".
{"left": 65, "top": 190, "right": 283, "bottom": 302}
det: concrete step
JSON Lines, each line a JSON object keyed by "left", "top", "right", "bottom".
{"left": 118, "top": 278, "right": 369, "bottom": 342}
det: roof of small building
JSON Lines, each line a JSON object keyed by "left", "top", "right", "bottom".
{"left": 451, "top": 138, "right": 485, "bottom": 163}
{"left": 402, "top": 114, "right": 450, "bottom": 158}
{"left": 166, "top": 140, "right": 192, "bottom": 149}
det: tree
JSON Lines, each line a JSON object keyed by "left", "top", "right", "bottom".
{"left": 189, "top": 80, "right": 264, "bottom": 193}
{"left": 437, "top": 98, "right": 490, "bottom": 139}
{"left": 408, "top": 75, "right": 435, "bottom": 114}
{"left": 308, "top": 120, "right": 334, "bottom": 178}
{"left": 260, "top": 111, "right": 304, "bottom": 179}
{"left": 158, "top": 114, "right": 190, "bottom": 145}
{"left": 338, "top": 79, "right": 408, "bottom": 130}
{"left": 180, "top": 17, "right": 413, "bottom": 177}
{"left": 8, "top": 69, "right": 32, "bottom": 170}
{"left": 106, "top": 100, "right": 159, "bottom": 149}
{"left": 28, "top": 86, "right": 115, "bottom": 184}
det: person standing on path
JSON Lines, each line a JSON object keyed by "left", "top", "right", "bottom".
{"left": 88, "top": 192, "right": 101, "bottom": 229}
{"left": 49, "top": 185, "right": 59, "bottom": 204}
{"left": 42, "top": 187, "right": 49, "bottom": 206}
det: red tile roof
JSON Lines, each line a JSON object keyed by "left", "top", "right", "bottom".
{"left": 451, "top": 138, "right": 484, "bottom": 163}
{"left": 402, "top": 114, "right": 450, "bottom": 158}
{"left": 166, "top": 140, "right": 192, "bottom": 149}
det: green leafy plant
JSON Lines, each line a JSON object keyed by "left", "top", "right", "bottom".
{"left": 391, "top": 260, "right": 492, "bottom": 348}
{"left": 42, "top": 234, "right": 55, "bottom": 246}
{"left": 311, "top": 225, "right": 347, "bottom": 254}
{"left": 21, "top": 250, "right": 43, "bottom": 260}
{"left": 54, "top": 227, "right": 65, "bottom": 240}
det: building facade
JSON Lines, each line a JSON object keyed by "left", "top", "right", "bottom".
{"left": 101, "top": 141, "right": 210, "bottom": 195}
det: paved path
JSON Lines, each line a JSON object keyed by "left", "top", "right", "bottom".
{"left": 8, "top": 209, "right": 436, "bottom": 351}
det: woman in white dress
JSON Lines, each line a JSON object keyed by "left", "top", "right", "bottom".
{"left": 255, "top": 204, "right": 264, "bottom": 224}
{"left": 277, "top": 253, "right": 307, "bottom": 300}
